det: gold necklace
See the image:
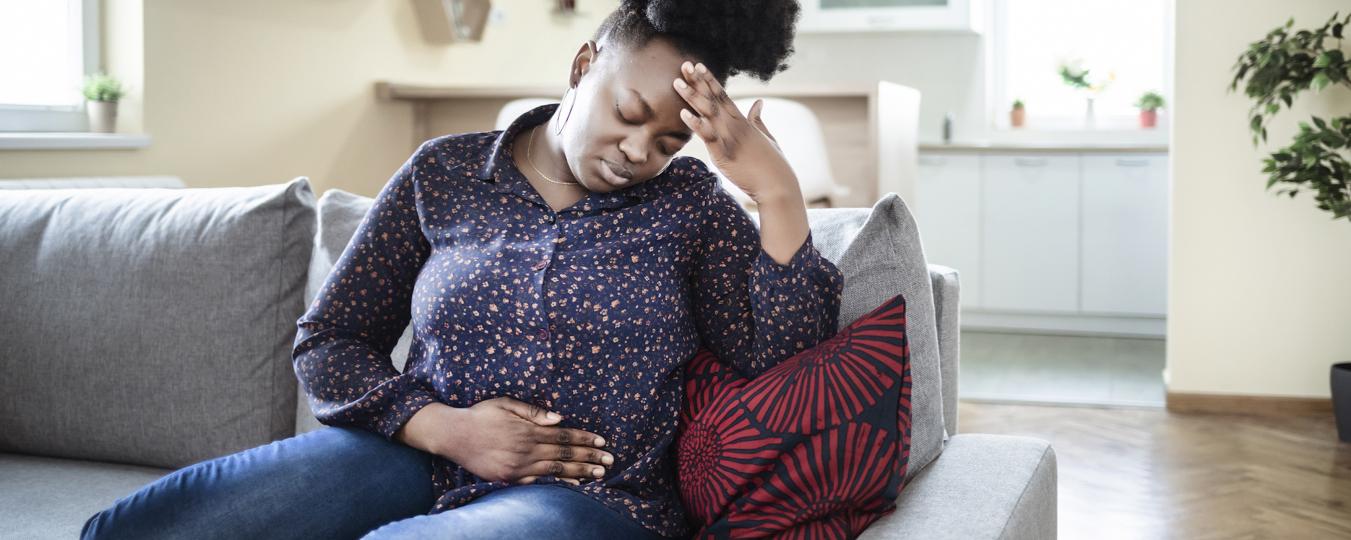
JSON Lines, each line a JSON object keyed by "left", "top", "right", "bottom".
{"left": 527, "top": 125, "right": 579, "bottom": 185}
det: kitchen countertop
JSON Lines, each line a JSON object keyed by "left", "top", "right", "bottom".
{"left": 920, "top": 141, "right": 1169, "bottom": 153}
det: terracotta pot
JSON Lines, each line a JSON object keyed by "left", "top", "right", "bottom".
{"left": 1010, "top": 107, "right": 1025, "bottom": 128}
{"left": 1139, "top": 108, "right": 1158, "bottom": 129}
{"left": 87, "top": 100, "right": 118, "bottom": 133}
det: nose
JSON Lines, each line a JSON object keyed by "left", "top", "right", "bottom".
{"left": 618, "top": 135, "right": 648, "bottom": 166}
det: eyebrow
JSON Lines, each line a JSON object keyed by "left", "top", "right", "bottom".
{"left": 629, "top": 88, "right": 693, "bottom": 142}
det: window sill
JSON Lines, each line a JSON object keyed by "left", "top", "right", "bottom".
{"left": 0, "top": 132, "right": 152, "bottom": 150}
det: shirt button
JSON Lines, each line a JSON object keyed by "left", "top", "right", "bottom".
{"left": 544, "top": 214, "right": 555, "bottom": 223}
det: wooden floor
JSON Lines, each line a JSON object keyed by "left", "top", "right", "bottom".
{"left": 958, "top": 401, "right": 1351, "bottom": 539}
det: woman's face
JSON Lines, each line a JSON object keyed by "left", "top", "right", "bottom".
{"left": 559, "top": 37, "right": 698, "bottom": 193}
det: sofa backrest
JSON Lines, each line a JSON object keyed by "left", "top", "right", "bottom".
{"left": 0, "top": 177, "right": 315, "bottom": 470}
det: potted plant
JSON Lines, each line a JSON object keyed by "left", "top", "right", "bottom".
{"left": 1135, "top": 91, "right": 1166, "bottom": 128}
{"left": 1229, "top": 11, "right": 1351, "bottom": 441}
{"left": 82, "top": 72, "right": 125, "bottom": 133}
{"left": 1010, "top": 99, "right": 1026, "bottom": 128}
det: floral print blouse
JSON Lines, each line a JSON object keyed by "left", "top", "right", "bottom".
{"left": 292, "top": 102, "right": 845, "bottom": 538}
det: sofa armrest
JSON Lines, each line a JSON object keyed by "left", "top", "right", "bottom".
{"left": 859, "top": 434, "right": 1057, "bottom": 540}
{"left": 928, "top": 264, "right": 960, "bottom": 438}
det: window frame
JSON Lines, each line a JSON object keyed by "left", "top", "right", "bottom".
{"left": 984, "top": 0, "right": 1175, "bottom": 134}
{"left": 0, "top": 0, "right": 102, "bottom": 132}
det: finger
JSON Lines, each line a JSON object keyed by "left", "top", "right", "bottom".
{"left": 693, "top": 62, "right": 737, "bottom": 118}
{"left": 749, "top": 99, "right": 778, "bottom": 144}
{"left": 674, "top": 62, "right": 719, "bottom": 120}
{"left": 532, "top": 443, "right": 615, "bottom": 466}
{"left": 527, "top": 459, "right": 606, "bottom": 481}
{"left": 518, "top": 475, "right": 538, "bottom": 484}
{"left": 534, "top": 425, "right": 607, "bottom": 448}
{"left": 680, "top": 108, "right": 718, "bottom": 143}
{"left": 501, "top": 398, "right": 564, "bottom": 425}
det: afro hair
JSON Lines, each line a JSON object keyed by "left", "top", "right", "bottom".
{"left": 592, "top": 0, "right": 801, "bottom": 84}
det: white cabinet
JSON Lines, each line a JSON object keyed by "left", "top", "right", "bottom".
{"left": 916, "top": 155, "right": 982, "bottom": 308}
{"left": 980, "top": 155, "right": 1081, "bottom": 312}
{"left": 914, "top": 148, "right": 1169, "bottom": 336}
{"left": 1080, "top": 155, "right": 1169, "bottom": 315}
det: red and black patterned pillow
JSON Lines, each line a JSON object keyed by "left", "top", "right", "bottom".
{"left": 676, "top": 292, "right": 913, "bottom": 539}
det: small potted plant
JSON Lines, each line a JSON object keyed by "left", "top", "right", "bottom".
{"left": 82, "top": 72, "right": 125, "bottom": 133}
{"left": 1136, "top": 90, "right": 1166, "bottom": 128}
{"left": 1010, "top": 99, "right": 1026, "bottom": 128}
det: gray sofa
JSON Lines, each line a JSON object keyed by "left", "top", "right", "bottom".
{"left": 0, "top": 175, "right": 1056, "bottom": 539}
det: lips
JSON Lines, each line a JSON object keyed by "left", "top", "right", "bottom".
{"left": 602, "top": 160, "right": 634, "bottom": 183}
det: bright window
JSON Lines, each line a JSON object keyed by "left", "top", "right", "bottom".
{"left": 989, "top": 0, "right": 1172, "bottom": 130}
{"left": 0, "top": 0, "right": 100, "bottom": 131}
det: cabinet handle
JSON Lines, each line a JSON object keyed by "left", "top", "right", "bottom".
{"left": 1014, "top": 157, "right": 1048, "bottom": 167}
{"left": 1115, "top": 158, "right": 1151, "bottom": 167}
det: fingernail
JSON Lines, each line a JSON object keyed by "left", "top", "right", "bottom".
{"left": 675, "top": 79, "right": 686, "bottom": 89}
{"left": 593, "top": 468, "right": 605, "bottom": 477}
{"left": 547, "top": 412, "right": 560, "bottom": 420}
{"left": 696, "top": 63, "right": 705, "bottom": 74}
{"left": 602, "top": 455, "right": 614, "bottom": 465}
{"left": 594, "top": 436, "right": 605, "bottom": 446}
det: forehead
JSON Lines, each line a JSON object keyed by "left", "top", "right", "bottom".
{"left": 603, "top": 38, "right": 689, "bottom": 108}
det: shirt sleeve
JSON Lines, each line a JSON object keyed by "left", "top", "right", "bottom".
{"left": 292, "top": 140, "right": 439, "bottom": 442}
{"left": 688, "top": 178, "right": 846, "bottom": 380}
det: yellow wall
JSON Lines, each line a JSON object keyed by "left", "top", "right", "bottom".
{"left": 0, "top": 0, "right": 620, "bottom": 195}
{"left": 1167, "top": 0, "right": 1351, "bottom": 398}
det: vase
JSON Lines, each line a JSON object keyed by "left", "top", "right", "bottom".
{"left": 87, "top": 100, "right": 118, "bottom": 133}
{"left": 1334, "top": 363, "right": 1351, "bottom": 442}
{"left": 1084, "top": 97, "right": 1096, "bottom": 129}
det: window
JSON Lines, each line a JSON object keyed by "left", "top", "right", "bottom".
{"left": 988, "top": 0, "right": 1172, "bottom": 131}
{"left": 0, "top": 0, "right": 101, "bottom": 132}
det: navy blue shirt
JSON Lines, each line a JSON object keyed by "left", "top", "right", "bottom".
{"left": 292, "top": 102, "right": 844, "bottom": 538}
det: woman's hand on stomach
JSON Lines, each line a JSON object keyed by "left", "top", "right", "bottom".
{"left": 398, "top": 397, "right": 614, "bottom": 485}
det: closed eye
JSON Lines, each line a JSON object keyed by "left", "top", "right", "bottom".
{"left": 615, "top": 102, "right": 674, "bottom": 155}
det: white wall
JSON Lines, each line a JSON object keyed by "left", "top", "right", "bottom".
{"left": 1167, "top": 0, "right": 1351, "bottom": 398}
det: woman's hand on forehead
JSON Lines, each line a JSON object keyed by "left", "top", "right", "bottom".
{"left": 672, "top": 60, "right": 797, "bottom": 203}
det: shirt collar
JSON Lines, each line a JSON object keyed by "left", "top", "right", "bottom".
{"left": 473, "top": 102, "right": 664, "bottom": 211}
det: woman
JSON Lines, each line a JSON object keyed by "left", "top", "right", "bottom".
{"left": 81, "top": 0, "right": 846, "bottom": 538}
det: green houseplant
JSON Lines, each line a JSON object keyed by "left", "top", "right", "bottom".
{"left": 1228, "top": 11, "right": 1350, "bottom": 221}
{"left": 81, "top": 72, "right": 126, "bottom": 133}
{"left": 1230, "top": 11, "right": 1351, "bottom": 443}
{"left": 1135, "top": 90, "right": 1166, "bottom": 129}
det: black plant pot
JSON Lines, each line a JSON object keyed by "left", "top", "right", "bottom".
{"left": 1334, "top": 363, "right": 1351, "bottom": 443}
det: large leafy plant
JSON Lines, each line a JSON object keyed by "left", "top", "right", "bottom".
{"left": 1229, "top": 12, "right": 1351, "bottom": 221}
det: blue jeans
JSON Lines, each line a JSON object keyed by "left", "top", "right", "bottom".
{"left": 80, "top": 425, "right": 667, "bottom": 540}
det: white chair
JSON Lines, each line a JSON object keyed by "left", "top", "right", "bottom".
{"left": 678, "top": 97, "right": 848, "bottom": 208}
{"left": 495, "top": 98, "right": 561, "bottom": 131}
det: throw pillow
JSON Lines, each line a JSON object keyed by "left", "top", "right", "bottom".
{"left": 676, "top": 292, "right": 912, "bottom": 538}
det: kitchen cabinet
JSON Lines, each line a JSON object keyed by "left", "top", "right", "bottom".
{"left": 913, "top": 146, "right": 1169, "bottom": 336}
{"left": 1080, "top": 155, "right": 1169, "bottom": 315}
{"left": 980, "top": 154, "right": 1080, "bottom": 312}
{"left": 916, "top": 154, "right": 982, "bottom": 308}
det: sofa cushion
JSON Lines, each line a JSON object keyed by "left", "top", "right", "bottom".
{"left": 0, "top": 452, "right": 173, "bottom": 540}
{"left": 0, "top": 177, "right": 316, "bottom": 469}
{"left": 750, "top": 193, "right": 948, "bottom": 484}
{"left": 306, "top": 190, "right": 946, "bottom": 482}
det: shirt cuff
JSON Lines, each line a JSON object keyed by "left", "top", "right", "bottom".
{"left": 749, "top": 229, "right": 834, "bottom": 287}
{"left": 374, "top": 376, "right": 441, "bottom": 442}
